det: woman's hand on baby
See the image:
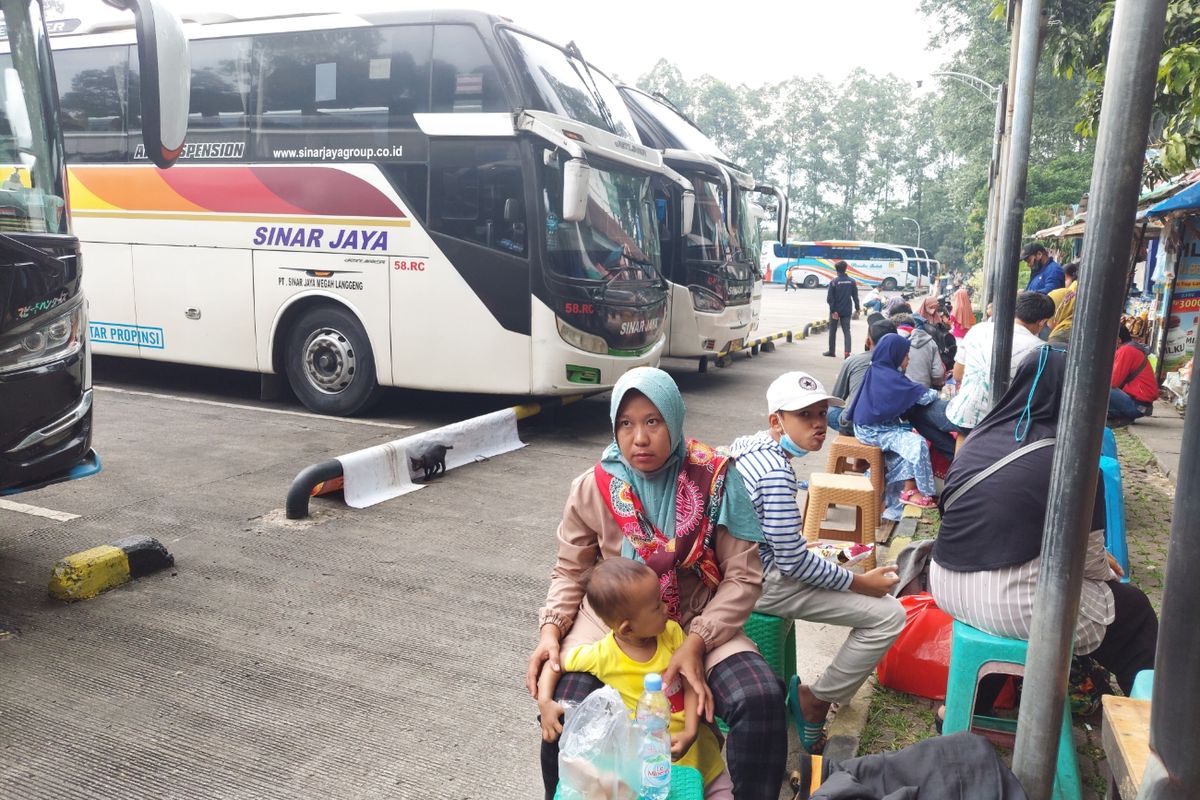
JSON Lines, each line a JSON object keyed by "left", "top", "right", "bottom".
{"left": 663, "top": 634, "right": 712, "bottom": 722}
{"left": 538, "top": 697, "right": 565, "bottom": 742}
{"left": 1106, "top": 551, "right": 1125, "bottom": 579}
{"left": 850, "top": 566, "right": 901, "bottom": 598}
{"left": 526, "top": 624, "right": 562, "bottom": 697}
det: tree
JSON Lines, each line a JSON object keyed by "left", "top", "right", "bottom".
{"left": 1042, "top": 0, "right": 1200, "bottom": 177}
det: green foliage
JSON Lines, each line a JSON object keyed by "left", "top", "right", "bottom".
{"left": 1043, "top": 0, "right": 1200, "bottom": 177}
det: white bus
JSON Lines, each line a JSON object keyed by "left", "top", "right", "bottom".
{"left": 765, "top": 241, "right": 914, "bottom": 291}
{"left": 619, "top": 86, "right": 787, "bottom": 362}
{"left": 43, "top": 9, "right": 695, "bottom": 415}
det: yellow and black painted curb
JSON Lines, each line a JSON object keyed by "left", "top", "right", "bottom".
{"left": 48, "top": 535, "right": 174, "bottom": 601}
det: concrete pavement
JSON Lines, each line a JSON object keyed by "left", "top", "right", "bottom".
{"left": 0, "top": 284, "right": 870, "bottom": 799}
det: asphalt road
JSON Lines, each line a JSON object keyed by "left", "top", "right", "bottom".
{"left": 0, "top": 285, "right": 871, "bottom": 799}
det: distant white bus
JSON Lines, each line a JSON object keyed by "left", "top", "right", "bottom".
{"left": 764, "top": 241, "right": 914, "bottom": 291}
{"left": 44, "top": 9, "right": 694, "bottom": 414}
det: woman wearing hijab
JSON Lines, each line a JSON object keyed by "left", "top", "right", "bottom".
{"left": 527, "top": 367, "right": 784, "bottom": 799}
{"left": 846, "top": 333, "right": 939, "bottom": 515}
{"left": 931, "top": 346, "right": 1158, "bottom": 698}
{"left": 950, "top": 285, "right": 975, "bottom": 338}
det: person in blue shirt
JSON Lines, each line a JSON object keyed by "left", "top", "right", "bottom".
{"left": 1022, "top": 243, "right": 1065, "bottom": 293}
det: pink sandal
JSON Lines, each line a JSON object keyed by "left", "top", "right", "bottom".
{"left": 899, "top": 489, "right": 936, "bottom": 509}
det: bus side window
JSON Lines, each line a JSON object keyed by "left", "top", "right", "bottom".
{"left": 429, "top": 141, "right": 526, "bottom": 256}
{"left": 430, "top": 25, "right": 507, "bottom": 113}
{"left": 53, "top": 46, "right": 128, "bottom": 162}
{"left": 187, "top": 38, "right": 251, "bottom": 136}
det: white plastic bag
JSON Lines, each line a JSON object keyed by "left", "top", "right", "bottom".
{"left": 558, "top": 686, "right": 639, "bottom": 800}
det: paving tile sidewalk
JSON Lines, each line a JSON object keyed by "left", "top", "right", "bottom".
{"left": 815, "top": 409, "right": 1182, "bottom": 798}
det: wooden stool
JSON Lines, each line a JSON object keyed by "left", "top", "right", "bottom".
{"left": 825, "top": 434, "right": 885, "bottom": 507}
{"left": 801, "top": 472, "right": 877, "bottom": 569}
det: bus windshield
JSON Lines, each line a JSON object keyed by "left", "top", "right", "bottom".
{"left": 502, "top": 30, "right": 638, "bottom": 140}
{"left": 734, "top": 188, "right": 760, "bottom": 273}
{"left": 541, "top": 152, "right": 661, "bottom": 283}
{"left": 0, "top": 0, "right": 66, "bottom": 234}
{"left": 687, "top": 175, "right": 732, "bottom": 263}
{"left": 621, "top": 87, "right": 727, "bottom": 159}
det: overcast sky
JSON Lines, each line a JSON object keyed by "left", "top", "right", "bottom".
{"left": 71, "top": 0, "right": 954, "bottom": 89}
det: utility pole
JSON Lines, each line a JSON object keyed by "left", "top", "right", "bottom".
{"left": 983, "top": 0, "right": 1023, "bottom": 313}
{"left": 988, "top": 0, "right": 1044, "bottom": 407}
{"left": 1010, "top": 1, "right": 1169, "bottom": 798}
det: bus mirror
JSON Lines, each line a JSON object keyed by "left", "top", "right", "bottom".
{"left": 108, "top": 0, "right": 190, "bottom": 168}
{"left": 562, "top": 158, "right": 590, "bottom": 223}
{"left": 681, "top": 191, "right": 695, "bottom": 231}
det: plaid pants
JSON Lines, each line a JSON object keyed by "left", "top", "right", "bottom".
{"left": 539, "top": 651, "right": 786, "bottom": 799}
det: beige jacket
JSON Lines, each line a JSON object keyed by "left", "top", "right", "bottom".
{"left": 537, "top": 469, "right": 764, "bottom": 673}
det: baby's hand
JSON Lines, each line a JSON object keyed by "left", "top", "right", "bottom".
{"left": 670, "top": 729, "right": 697, "bottom": 760}
{"left": 539, "top": 698, "right": 564, "bottom": 742}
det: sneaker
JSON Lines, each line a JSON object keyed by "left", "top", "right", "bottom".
{"left": 821, "top": 351, "right": 835, "bottom": 357}
{"left": 1107, "top": 417, "right": 1132, "bottom": 430}
{"left": 843, "top": 352, "right": 851, "bottom": 358}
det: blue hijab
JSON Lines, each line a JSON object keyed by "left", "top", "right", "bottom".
{"left": 599, "top": 367, "right": 762, "bottom": 548}
{"left": 847, "top": 333, "right": 930, "bottom": 425}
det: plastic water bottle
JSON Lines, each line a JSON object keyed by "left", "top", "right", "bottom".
{"left": 634, "top": 672, "right": 672, "bottom": 799}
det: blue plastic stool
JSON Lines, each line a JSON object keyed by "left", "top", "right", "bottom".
{"left": 1130, "top": 670, "right": 1154, "bottom": 701}
{"left": 1099, "top": 456, "right": 1131, "bottom": 583}
{"left": 943, "top": 621, "right": 1082, "bottom": 800}
{"left": 554, "top": 764, "right": 703, "bottom": 799}
{"left": 1101, "top": 427, "right": 1118, "bottom": 459}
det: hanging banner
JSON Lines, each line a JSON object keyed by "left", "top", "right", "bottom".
{"left": 1165, "top": 232, "right": 1200, "bottom": 371}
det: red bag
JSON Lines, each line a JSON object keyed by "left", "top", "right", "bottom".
{"left": 875, "top": 592, "right": 953, "bottom": 700}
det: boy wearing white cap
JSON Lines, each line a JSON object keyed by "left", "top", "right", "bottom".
{"left": 727, "top": 371, "right": 904, "bottom": 752}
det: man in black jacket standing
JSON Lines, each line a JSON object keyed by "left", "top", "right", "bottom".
{"left": 823, "top": 260, "right": 860, "bottom": 357}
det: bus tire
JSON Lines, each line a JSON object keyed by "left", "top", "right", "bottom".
{"left": 802, "top": 275, "right": 819, "bottom": 289}
{"left": 882, "top": 278, "right": 898, "bottom": 291}
{"left": 284, "top": 305, "right": 381, "bottom": 417}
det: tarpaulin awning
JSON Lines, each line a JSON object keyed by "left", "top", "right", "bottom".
{"left": 1148, "top": 180, "right": 1200, "bottom": 216}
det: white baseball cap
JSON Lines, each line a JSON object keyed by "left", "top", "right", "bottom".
{"left": 766, "top": 371, "right": 844, "bottom": 414}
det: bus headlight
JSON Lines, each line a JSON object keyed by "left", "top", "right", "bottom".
{"left": 690, "top": 286, "right": 725, "bottom": 312}
{"left": 0, "top": 303, "right": 84, "bottom": 373}
{"left": 556, "top": 315, "right": 608, "bottom": 354}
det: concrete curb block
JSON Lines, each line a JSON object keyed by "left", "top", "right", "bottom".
{"left": 48, "top": 535, "right": 174, "bottom": 601}
{"left": 285, "top": 394, "right": 588, "bottom": 519}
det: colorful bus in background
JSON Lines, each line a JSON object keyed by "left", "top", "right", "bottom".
{"left": 0, "top": 0, "right": 187, "bottom": 493}
{"left": 765, "top": 241, "right": 913, "bottom": 291}
{"left": 48, "top": 9, "right": 693, "bottom": 416}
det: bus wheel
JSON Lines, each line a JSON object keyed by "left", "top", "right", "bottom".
{"left": 802, "top": 275, "right": 819, "bottom": 289}
{"left": 284, "top": 306, "right": 381, "bottom": 416}
{"left": 882, "top": 278, "right": 898, "bottom": 291}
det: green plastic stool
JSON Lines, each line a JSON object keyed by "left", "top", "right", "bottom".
{"left": 554, "top": 764, "right": 703, "bottom": 799}
{"left": 744, "top": 610, "right": 798, "bottom": 682}
{"left": 943, "top": 621, "right": 1082, "bottom": 800}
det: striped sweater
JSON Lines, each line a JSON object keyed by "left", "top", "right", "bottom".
{"left": 727, "top": 431, "right": 853, "bottom": 591}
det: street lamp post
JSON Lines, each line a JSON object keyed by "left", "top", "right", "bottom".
{"left": 901, "top": 216, "right": 921, "bottom": 249}
{"left": 930, "top": 70, "right": 1006, "bottom": 306}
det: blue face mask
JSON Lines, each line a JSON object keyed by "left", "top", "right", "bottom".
{"left": 779, "top": 432, "right": 808, "bottom": 458}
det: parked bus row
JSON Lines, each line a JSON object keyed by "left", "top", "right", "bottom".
{"left": 19, "top": 7, "right": 786, "bottom": 419}
{"left": 762, "top": 240, "right": 939, "bottom": 292}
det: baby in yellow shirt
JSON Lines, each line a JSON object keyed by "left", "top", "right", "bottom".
{"left": 538, "top": 558, "right": 730, "bottom": 797}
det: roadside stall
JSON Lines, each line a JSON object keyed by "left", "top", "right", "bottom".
{"left": 1146, "top": 179, "right": 1200, "bottom": 409}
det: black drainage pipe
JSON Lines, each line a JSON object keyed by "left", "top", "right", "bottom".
{"left": 286, "top": 459, "right": 343, "bottom": 520}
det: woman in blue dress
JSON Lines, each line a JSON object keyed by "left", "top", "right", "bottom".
{"left": 845, "top": 333, "right": 938, "bottom": 518}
